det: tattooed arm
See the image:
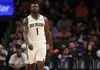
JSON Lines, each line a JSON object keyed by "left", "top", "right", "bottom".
{"left": 22, "top": 18, "right": 33, "bottom": 50}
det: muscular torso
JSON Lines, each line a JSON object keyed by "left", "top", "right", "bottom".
{"left": 27, "top": 14, "right": 46, "bottom": 44}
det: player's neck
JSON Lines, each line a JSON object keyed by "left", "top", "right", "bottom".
{"left": 31, "top": 13, "right": 39, "bottom": 20}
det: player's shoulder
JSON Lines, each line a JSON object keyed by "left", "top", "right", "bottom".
{"left": 44, "top": 16, "right": 48, "bottom": 23}
{"left": 23, "top": 15, "right": 30, "bottom": 24}
{"left": 27, "top": 14, "right": 32, "bottom": 18}
{"left": 11, "top": 53, "right": 17, "bottom": 57}
{"left": 39, "top": 14, "right": 48, "bottom": 24}
{"left": 24, "top": 15, "right": 31, "bottom": 20}
{"left": 39, "top": 14, "right": 48, "bottom": 20}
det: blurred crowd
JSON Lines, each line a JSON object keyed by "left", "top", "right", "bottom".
{"left": 0, "top": 0, "right": 100, "bottom": 70}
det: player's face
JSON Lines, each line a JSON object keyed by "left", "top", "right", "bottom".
{"left": 16, "top": 49, "right": 21, "bottom": 56}
{"left": 31, "top": 4, "right": 39, "bottom": 12}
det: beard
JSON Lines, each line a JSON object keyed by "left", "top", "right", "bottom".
{"left": 31, "top": 10, "right": 39, "bottom": 14}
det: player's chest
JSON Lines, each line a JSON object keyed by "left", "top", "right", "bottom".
{"left": 28, "top": 19, "right": 45, "bottom": 28}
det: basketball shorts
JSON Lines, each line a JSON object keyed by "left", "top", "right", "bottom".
{"left": 27, "top": 43, "right": 46, "bottom": 64}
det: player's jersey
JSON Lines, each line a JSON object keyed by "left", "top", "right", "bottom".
{"left": 27, "top": 14, "right": 46, "bottom": 44}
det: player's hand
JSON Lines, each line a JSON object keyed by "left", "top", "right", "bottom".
{"left": 46, "top": 44, "right": 53, "bottom": 56}
{"left": 28, "top": 44, "right": 33, "bottom": 50}
{"left": 46, "top": 44, "right": 50, "bottom": 51}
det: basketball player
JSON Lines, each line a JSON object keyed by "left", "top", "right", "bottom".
{"left": 22, "top": 1, "right": 53, "bottom": 70}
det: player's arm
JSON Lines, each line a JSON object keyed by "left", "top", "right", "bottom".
{"left": 22, "top": 18, "right": 30, "bottom": 45}
{"left": 44, "top": 17, "right": 53, "bottom": 51}
{"left": 22, "top": 18, "right": 33, "bottom": 50}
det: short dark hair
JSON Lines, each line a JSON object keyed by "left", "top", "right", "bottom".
{"left": 30, "top": 0, "right": 40, "bottom": 5}
{"left": 15, "top": 44, "right": 21, "bottom": 49}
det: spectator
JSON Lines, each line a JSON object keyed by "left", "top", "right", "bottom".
{"left": 57, "top": 13, "right": 72, "bottom": 32}
{"left": 9, "top": 38, "right": 17, "bottom": 48}
{"left": 68, "top": 41, "right": 83, "bottom": 58}
{"left": 62, "top": 0, "right": 73, "bottom": 18}
{"left": 87, "top": 36, "right": 97, "bottom": 57}
{"left": 75, "top": 1, "right": 88, "bottom": 21}
{"left": 9, "top": 44, "right": 28, "bottom": 70}
{"left": 95, "top": 4, "right": 100, "bottom": 20}
{"left": 58, "top": 48, "right": 70, "bottom": 60}
{"left": 17, "top": 1, "right": 30, "bottom": 17}
{"left": 76, "top": 42, "right": 86, "bottom": 56}
{"left": 56, "top": 13, "right": 72, "bottom": 38}
{"left": 16, "top": 32, "right": 24, "bottom": 45}
{"left": 74, "top": 22, "right": 88, "bottom": 42}
{"left": 0, "top": 44, "right": 7, "bottom": 70}
{"left": 49, "top": 20, "right": 58, "bottom": 38}
{"left": 15, "top": 26, "right": 22, "bottom": 35}
{"left": 6, "top": 46, "right": 16, "bottom": 69}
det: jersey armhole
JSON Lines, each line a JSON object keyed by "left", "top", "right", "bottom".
{"left": 44, "top": 17, "right": 48, "bottom": 24}
{"left": 23, "top": 17, "right": 28, "bottom": 24}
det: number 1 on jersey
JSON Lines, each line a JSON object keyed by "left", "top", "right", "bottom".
{"left": 36, "top": 28, "right": 38, "bottom": 35}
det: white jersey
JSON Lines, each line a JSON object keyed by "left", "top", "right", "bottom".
{"left": 27, "top": 14, "right": 46, "bottom": 44}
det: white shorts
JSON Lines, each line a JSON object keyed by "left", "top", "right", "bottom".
{"left": 27, "top": 43, "right": 46, "bottom": 64}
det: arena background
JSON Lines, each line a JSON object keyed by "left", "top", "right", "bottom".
{"left": 0, "top": 0, "right": 100, "bottom": 70}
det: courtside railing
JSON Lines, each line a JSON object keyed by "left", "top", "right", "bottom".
{"left": 47, "top": 56, "right": 100, "bottom": 70}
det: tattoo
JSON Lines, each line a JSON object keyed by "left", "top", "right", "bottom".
{"left": 22, "top": 17, "right": 30, "bottom": 45}
{"left": 23, "top": 26, "right": 28, "bottom": 33}
{"left": 22, "top": 18, "right": 28, "bottom": 33}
